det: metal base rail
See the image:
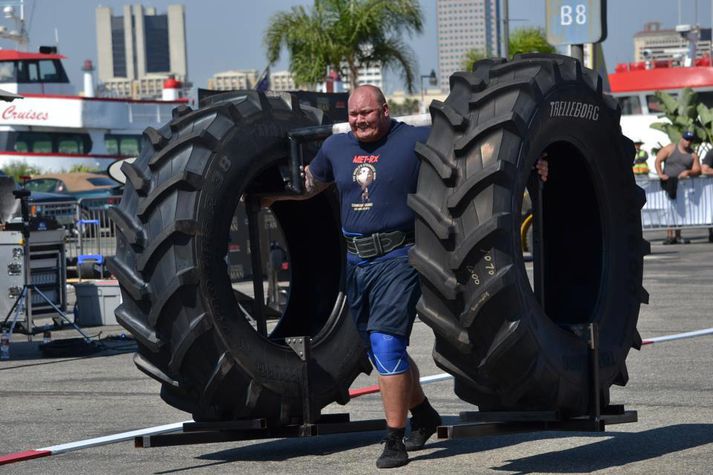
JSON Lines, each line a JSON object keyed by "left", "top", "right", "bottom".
{"left": 135, "top": 414, "right": 386, "bottom": 448}
{"left": 438, "top": 405, "right": 637, "bottom": 439}
{"left": 437, "top": 322, "right": 637, "bottom": 440}
{"left": 135, "top": 335, "right": 385, "bottom": 449}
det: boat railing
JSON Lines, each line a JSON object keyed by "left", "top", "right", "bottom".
{"left": 128, "top": 101, "right": 174, "bottom": 124}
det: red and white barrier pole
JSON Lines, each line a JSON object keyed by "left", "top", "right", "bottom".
{"left": 0, "top": 421, "right": 190, "bottom": 466}
{"left": 641, "top": 327, "right": 713, "bottom": 345}
{"left": 348, "top": 373, "right": 452, "bottom": 398}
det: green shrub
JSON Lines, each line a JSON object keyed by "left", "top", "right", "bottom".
{"left": 1, "top": 161, "right": 41, "bottom": 183}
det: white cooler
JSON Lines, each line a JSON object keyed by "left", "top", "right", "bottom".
{"left": 73, "top": 280, "right": 122, "bottom": 326}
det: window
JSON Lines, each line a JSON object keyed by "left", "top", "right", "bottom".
{"left": 87, "top": 177, "right": 117, "bottom": 186}
{"left": 696, "top": 91, "right": 713, "bottom": 108}
{"left": 104, "top": 134, "right": 141, "bottom": 156}
{"left": 111, "top": 16, "right": 127, "bottom": 78}
{"left": 14, "top": 59, "right": 69, "bottom": 83}
{"left": 144, "top": 15, "right": 170, "bottom": 73}
{"left": 25, "top": 179, "right": 61, "bottom": 193}
{"left": 645, "top": 94, "right": 676, "bottom": 113}
{"left": 617, "top": 95, "right": 643, "bottom": 115}
{"left": 105, "top": 137, "right": 118, "bottom": 155}
{"left": 28, "top": 133, "right": 52, "bottom": 153}
{"left": 38, "top": 60, "right": 60, "bottom": 82}
{"left": 0, "top": 62, "right": 15, "bottom": 82}
{"left": 7, "top": 131, "right": 92, "bottom": 154}
{"left": 58, "top": 138, "right": 81, "bottom": 154}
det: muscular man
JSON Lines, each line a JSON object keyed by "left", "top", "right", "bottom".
{"left": 306, "top": 85, "right": 438, "bottom": 468}
{"left": 655, "top": 131, "right": 701, "bottom": 244}
{"left": 275, "top": 85, "right": 548, "bottom": 468}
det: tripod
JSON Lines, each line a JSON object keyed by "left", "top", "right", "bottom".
{"left": 1, "top": 189, "right": 94, "bottom": 345}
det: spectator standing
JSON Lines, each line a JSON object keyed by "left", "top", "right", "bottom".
{"left": 655, "top": 131, "right": 701, "bottom": 244}
{"left": 632, "top": 140, "right": 650, "bottom": 175}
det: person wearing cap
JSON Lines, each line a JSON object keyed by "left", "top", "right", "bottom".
{"left": 632, "top": 140, "right": 650, "bottom": 175}
{"left": 655, "top": 130, "right": 701, "bottom": 244}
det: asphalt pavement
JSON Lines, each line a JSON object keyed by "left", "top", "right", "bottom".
{"left": 1, "top": 230, "right": 713, "bottom": 474}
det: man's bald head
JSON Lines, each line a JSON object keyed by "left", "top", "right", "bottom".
{"left": 351, "top": 85, "right": 387, "bottom": 106}
{"left": 348, "top": 85, "right": 391, "bottom": 143}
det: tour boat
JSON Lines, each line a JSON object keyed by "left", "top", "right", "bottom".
{"left": 609, "top": 56, "right": 713, "bottom": 174}
{"left": 0, "top": 48, "right": 187, "bottom": 174}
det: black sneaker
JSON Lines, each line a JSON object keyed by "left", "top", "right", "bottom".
{"left": 376, "top": 436, "right": 409, "bottom": 469}
{"left": 404, "top": 411, "right": 442, "bottom": 451}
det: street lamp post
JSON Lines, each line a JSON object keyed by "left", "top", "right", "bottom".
{"left": 0, "top": 4, "right": 28, "bottom": 50}
{"left": 420, "top": 69, "right": 437, "bottom": 113}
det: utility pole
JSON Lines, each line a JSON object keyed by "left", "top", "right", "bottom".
{"left": 501, "top": 0, "right": 509, "bottom": 59}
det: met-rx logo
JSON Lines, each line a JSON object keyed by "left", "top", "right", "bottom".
{"left": 549, "top": 100, "right": 599, "bottom": 121}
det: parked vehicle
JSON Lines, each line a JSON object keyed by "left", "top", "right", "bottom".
{"left": 0, "top": 170, "right": 77, "bottom": 227}
{"left": 0, "top": 47, "right": 188, "bottom": 174}
{"left": 24, "top": 172, "right": 122, "bottom": 200}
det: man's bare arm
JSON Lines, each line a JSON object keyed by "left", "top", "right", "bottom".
{"left": 655, "top": 144, "right": 672, "bottom": 179}
{"left": 681, "top": 153, "right": 701, "bottom": 177}
{"left": 261, "top": 165, "right": 332, "bottom": 208}
{"left": 304, "top": 165, "right": 331, "bottom": 195}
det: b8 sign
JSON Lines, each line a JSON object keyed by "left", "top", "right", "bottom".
{"left": 560, "top": 4, "right": 588, "bottom": 25}
{"left": 546, "top": 0, "right": 607, "bottom": 46}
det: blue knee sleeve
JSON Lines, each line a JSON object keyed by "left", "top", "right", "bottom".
{"left": 368, "top": 332, "right": 410, "bottom": 376}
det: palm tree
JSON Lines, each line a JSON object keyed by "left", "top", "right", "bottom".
{"left": 265, "top": 0, "right": 424, "bottom": 92}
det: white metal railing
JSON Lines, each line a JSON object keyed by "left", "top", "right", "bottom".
{"left": 637, "top": 176, "right": 713, "bottom": 230}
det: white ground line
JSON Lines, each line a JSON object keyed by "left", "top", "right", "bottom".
{"left": 38, "top": 420, "right": 192, "bottom": 454}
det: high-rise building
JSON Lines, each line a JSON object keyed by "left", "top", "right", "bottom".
{"left": 437, "top": 0, "right": 500, "bottom": 92}
{"left": 350, "top": 63, "right": 383, "bottom": 90}
{"left": 96, "top": 4, "right": 187, "bottom": 98}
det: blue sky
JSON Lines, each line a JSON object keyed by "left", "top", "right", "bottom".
{"left": 0, "top": 0, "right": 709, "bottom": 93}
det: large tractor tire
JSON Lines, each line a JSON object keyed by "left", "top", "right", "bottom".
{"left": 409, "top": 54, "right": 649, "bottom": 415}
{"left": 108, "top": 92, "right": 370, "bottom": 423}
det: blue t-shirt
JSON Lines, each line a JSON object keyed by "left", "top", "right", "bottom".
{"left": 309, "top": 120, "right": 430, "bottom": 236}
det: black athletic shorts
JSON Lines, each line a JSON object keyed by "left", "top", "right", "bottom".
{"left": 345, "top": 255, "right": 421, "bottom": 347}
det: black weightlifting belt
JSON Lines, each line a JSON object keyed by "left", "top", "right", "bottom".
{"left": 345, "top": 230, "right": 415, "bottom": 259}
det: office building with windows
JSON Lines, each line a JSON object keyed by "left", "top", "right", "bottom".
{"left": 207, "top": 70, "right": 260, "bottom": 91}
{"left": 437, "top": 0, "right": 499, "bottom": 92}
{"left": 96, "top": 4, "right": 187, "bottom": 98}
{"left": 208, "top": 65, "right": 380, "bottom": 93}
{"left": 633, "top": 22, "right": 711, "bottom": 63}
